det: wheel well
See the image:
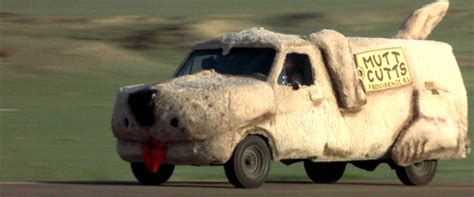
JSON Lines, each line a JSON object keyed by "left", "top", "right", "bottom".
{"left": 246, "top": 133, "right": 276, "bottom": 160}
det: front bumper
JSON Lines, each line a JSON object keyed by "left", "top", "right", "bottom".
{"left": 116, "top": 133, "right": 237, "bottom": 165}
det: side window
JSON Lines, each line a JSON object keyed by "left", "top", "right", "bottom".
{"left": 278, "top": 53, "right": 315, "bottom": 86}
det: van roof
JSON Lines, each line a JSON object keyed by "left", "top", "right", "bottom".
{"left": 193, "top": 27, "right": 311, "bottom": 52}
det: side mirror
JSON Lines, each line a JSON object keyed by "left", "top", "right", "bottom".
{"left": 291, "top": 82, "right": 301, "bottom": 90}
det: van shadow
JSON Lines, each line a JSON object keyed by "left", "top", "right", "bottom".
{"left": 39, "top": 181, "right": 232, "bottom": 189}
{"left": 39, "top": 180, "right": 402, "bottom": 189}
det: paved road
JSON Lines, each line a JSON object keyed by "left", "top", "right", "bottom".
{"left": 1, "top": 180, "right": 473, "bottom": 197}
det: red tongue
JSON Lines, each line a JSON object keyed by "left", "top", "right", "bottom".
{"left": 142, "top": 138, "right": 167, "bottom": 172}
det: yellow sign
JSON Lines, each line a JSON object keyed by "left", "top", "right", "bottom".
{"left": 355, "top": 48, "right": 412, "bottom": 92}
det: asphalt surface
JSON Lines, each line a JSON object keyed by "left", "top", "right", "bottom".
{"left": 1, "top": 180, "right": 473, "bottom": 197}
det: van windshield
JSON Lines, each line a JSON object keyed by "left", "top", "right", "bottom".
{"left": 176, "top": 48, "right": 276, "bottom": 80}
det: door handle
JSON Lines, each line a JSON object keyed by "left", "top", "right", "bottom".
{"left": 308, "top": 89, "right": 323, "bottom": 105}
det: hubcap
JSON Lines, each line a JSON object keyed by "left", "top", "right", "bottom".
{"left": 410, "top": 161, "right": 431, "bottom": 176}
{"left": 241, "top": 145, "right": 263, "bottom": 179}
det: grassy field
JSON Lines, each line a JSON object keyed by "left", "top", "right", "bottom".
{"left": 0, "top": 0, "right": 473, "bottom": 182}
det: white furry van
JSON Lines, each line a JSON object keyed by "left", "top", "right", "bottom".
{"left": 111, "top": 2, "right": 468, "bottom": 188}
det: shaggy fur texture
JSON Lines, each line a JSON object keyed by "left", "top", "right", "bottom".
{"left": 193, "top": 27, "right": 308, "bottom": 52}
{"left": 112, "top": 30, "right": 468, "bottom": 166}
{"left": 345, "top": 37, "right": 468, "bottom": 165}
{"left": 150, "top": 71, "right": 275, "bottom": 142}
{"left": 112, "top": 1, "right": 468, "bottom": 166}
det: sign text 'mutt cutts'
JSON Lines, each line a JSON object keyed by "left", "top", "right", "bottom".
{"left": 355, "top": 48, "right": 412, "bottom": 92}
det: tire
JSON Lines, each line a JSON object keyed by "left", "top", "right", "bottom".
{"left": 304, "top": 160, "right": 346, "bottom": 183}
{"left": 130, "top": 162, "right": 174, "bottom": 185}
{"left": 395, "top": 160, "right": 437, "bottom": 186}
{"left": 224, "top": 136, "right": 272, "bottom": 188}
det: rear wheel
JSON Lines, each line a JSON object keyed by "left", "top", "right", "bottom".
{"left": 304, "top": 160, "right": 346, "bottom": 183}
{"left": 131, "top": 162, "right": 174, "bottom": 185}
{"left": 224, "top": 136, "right": 272, "bottom": 188}
{"left": 395, "top": 160, "right": 437, "bottom": 186}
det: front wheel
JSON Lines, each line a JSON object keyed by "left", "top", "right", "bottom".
{"left": 304, "top": 160, "right": 346, "bottom": 183}
{"left": 131, "top": 162, "right": 174, "bottom": 185}
{"left": 224, "top": 136, "right": 272, "bottom": 188}
{"left": 394, "top": 160, "right": 437, "bottom": 186}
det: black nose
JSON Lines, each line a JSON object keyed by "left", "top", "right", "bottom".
{"left": 127, "top": 88, "right": 158, "bottom": 127}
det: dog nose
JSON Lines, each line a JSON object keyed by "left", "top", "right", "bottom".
{"left": 127, "top": 88, "right": 158, "bottom": 127}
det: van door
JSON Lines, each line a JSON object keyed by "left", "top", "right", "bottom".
{"left": 272, "top": 49, "right": 353, "bottom": 161}
{"left": 272, "top": 51, "right": 327, "bottom": 159}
